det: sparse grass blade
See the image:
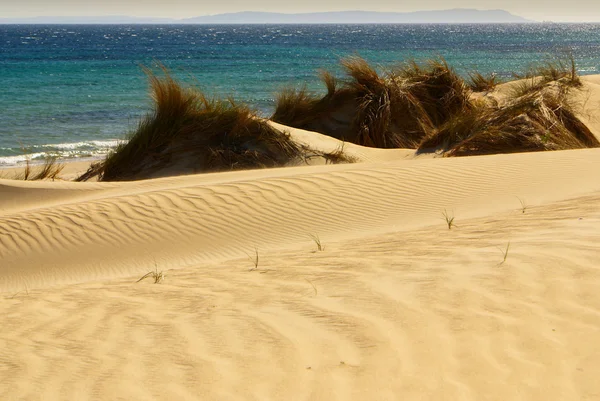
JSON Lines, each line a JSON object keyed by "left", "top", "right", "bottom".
{"left": 31, "top": 156, "right": 65, "bottom": 181}
{"left": 137, "top": 261, "right": 164, "bottom": 283}
{"left": 247, "top": 248, "right": 259, "bottom": 271}
{"left": 517, "top": 197, "right": 528, "bottom": 213}
{"left": 497, "top": 241, "right": 511, "bottom": 266}
{"left": 442, "top": 209, "right": 456, "bottom": 230}
{"left": 309, "top": 234, "right": 324, "bottom": 251}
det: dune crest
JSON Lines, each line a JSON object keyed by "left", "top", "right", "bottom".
{"left": 2, "top": 149, "right": 600, "bottom": 399}
{"left": 3, "top": 147, "right": 600, "bottom": 293}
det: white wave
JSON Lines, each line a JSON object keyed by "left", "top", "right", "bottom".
{"left": 38, "top": 139, "right": 123, "bottom": 150}
{"left": 0, "top": 139, "right": 123, "bottom": 167}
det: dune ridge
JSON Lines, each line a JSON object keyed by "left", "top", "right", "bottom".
{"left": 2, "top": 174, "right": 600, "bottom": 400}
{"left": 2, "top": 73, "right": 600, "bottom": 400}
{"left": 2, "top": 147, "right": 600, "bottom": 293}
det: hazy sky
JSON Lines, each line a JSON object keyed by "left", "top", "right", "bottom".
{"left": 1, "top": 0, "right": 599, "bottom": 22}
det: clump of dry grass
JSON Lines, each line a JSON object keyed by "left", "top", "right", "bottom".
{"left": 31, "top": 156, "right": 65, "bottom": 180}
{"left": 468, "top": 71, "right": 500, "bottom": 92}
{"left": 272, "top": 56, "right": 472, "bottom": 149}
{"left": 8, "top": 156, "right": 65, "bottom": 181}
{"left": 137, "top": 263, "right": 165, "bottom": 284}
{"left": 309, "top": 233, "right": 324, "bottom": 251}
{"left": 510, "top": 54, "right": 582, "bottom": 98}
{"left": 78, "top": 67, "right": 339, "bottom": 182}
{"left": 418, "top": 85, "right": 599, "bottom": 156}
{"left": 272, "top": 54, "right": 595, "bottom": 158}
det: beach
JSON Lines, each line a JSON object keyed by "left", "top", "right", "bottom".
{"left": 2, "top": 71, "right": 600, "bottom": 399}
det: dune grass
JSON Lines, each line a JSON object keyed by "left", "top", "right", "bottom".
{"left": 309, "top": 234, "right": 324, "bottom": 251}
{"left": 30, "top": 156, "right": 65, "bottom": 180}
{"left": 273, "top": 55, "right": 597, "bottom": 157}
{"left": 442, "top": 209, "right": 456, "bottom": 230}
{"left": 498, "top": 241, "right": 511, "bottom": 266}
{"left": 418, "top": 85, "right": 599, "bottom": 156}
{"left": 272, "top": 56, "right": 471, "bottom": 149}
{"left": 137, "top": 265, "right": 165, "bottom": 284}
{"left": 2, "top": 156, "right": 65, "bottom": 181}
{"left": 510, "top": 54, "right": 582, "bottom": 98}
{"left": 78, "top": 67, "right": 355, "bottom": 182}
{"left": 468, "top": 71, "right": 500, "bottom": 92}
{"left": 517, "top": 197, "right": 528, "bottom": 214}
{"left": 81, "top": 67, "right": 303, "bottom": 181}
{"left": 247, "top": 248, "right": 259, "bottom": 271}
{"left": 74, "top": 55, "right": 597, "bottom": 181}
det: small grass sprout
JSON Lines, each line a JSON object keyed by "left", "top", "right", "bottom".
{"left": 305, "top": 279, "right": 318, "bottom": 297}
{"left": 497, "top": 241, "right": 511, "bottom": 266}
{"left": 247, "top": 247, "right": 259, "bottom": 271}
{"left": 137, "top": 262, "right": 165, "bottom": 284}
{"left": 309, "top": 234, "right": 324, "bottom": 251}
{"left": 517, "top": 196, "right": 528, "bottom": 214}
{"left": 442, "top": 209, "right": 456, "bottom": 230}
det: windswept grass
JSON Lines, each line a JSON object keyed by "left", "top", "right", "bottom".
{"left": 137, "top": 267, "right": 165, "bottom": 284}
{"left": 273, "top": 54, "right": 596, "bottom": 158}
{"left": 468, "top": 71, "right": 500, "bottom": 92}
{"left": 31, "top": 156, "right": 65, "bottom": 180}
{"left": 137, "top": 260, "right": 165, "bottom": 284}
{"left": 5, "top": 156, "right": 65, "bottom": 181}
{"left": 510, "top": 54, "right": 582, "bottom": 97}
{"left": 78, "top": 66, "right": 354, "bottom": 182}
{"left": 517, "top": 197, "right": 528, "bottom": 214}
{"left": 272, "top": 56, "right": 471, "bottom": 149}
{"left": 322, "top": 142, "right": 357, "bottom": 165}
{"left": 75, "top": 55, "right": 596, "bottom": 180}
{"left": 418, "top": 86, "right": 599, "bottom": 156}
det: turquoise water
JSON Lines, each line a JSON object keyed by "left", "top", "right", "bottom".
{"left": 1, "top": 24, "right": 600, "bottom": 165}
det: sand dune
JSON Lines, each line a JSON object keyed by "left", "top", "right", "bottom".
{"left": 2, "top": 151, "right": 600, "bottom": 399}
{"left": 3, "top": 78, "right": 600, "bottom": 398}
{"left": 2, "top": 147, "right": 600, "bottom": 294}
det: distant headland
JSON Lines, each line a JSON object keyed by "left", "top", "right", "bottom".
{"left": 0, "top": 9, "right": 534, "bottom": 24}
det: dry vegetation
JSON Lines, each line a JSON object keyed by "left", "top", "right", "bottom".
{"left": 74, "top": 55, "right": 598, "bottom": 182}
{"left": 419, "top": 87, "right": 597, "bottom": 156}
{"left": 78, "top": 68, "right": 354, "bottom": 182}
{"left": 0, "top": 156, "right": 65, "bottom": 181}
{"left": 272, "top": 55, "right": 598, "bottom": 156}
{"left": 468, "top": 71, "right": 500, "bottom": 92}
{"left": 272, "top": 57, "right": 471, "bottom": 149}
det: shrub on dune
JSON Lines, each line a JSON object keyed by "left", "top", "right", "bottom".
{"left": 78, "top": 68, "right": 314, "bottom": 182}
{"left": 418, "top": 86, "right": 599, "bottom": 156}
{"left": 510, "top": 54, "right": 582, "bottom": 97}
{"left": 271, "top": 56, "right": 472, "bottom": 149}
{"left": 274, "top": 55, "right": 597, "bottom": 157}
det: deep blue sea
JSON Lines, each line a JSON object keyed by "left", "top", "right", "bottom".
{"left": 1, "top": 24, "right": 600, "bottom": 165}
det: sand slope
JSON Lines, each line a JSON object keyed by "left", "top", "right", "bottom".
{"left": 2, "top": 148, "right": 600, "bottom": 292}
{"left": 2, "top": 141, "right": 600, "bottom": 398}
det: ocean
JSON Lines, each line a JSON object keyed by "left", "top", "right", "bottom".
{"left": 1, "top": 23, "right": 600, "bottom": 166}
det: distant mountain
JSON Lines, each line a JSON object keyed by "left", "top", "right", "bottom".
{"left": 0, "top": 9, "right": 533, "bottom": 25}
{"left": 184, "top": 9, "right": 533, "bottom": 24}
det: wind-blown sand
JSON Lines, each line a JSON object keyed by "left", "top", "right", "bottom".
{"left": 2, "top": 78, "right": 600, "bottom": 400}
